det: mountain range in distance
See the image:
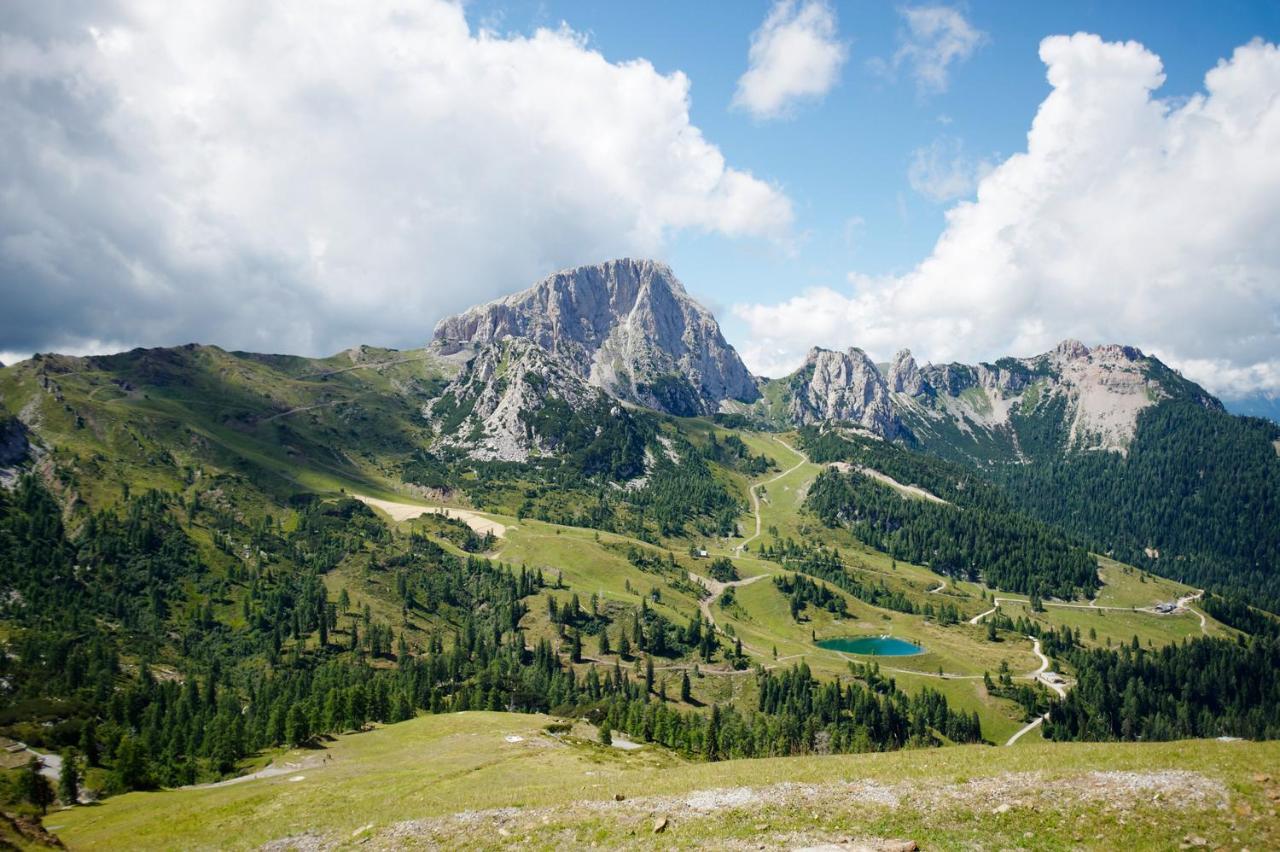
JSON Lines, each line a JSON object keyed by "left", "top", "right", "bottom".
{"left": 420, "top": 257, "right": 1226, "bottom": 465}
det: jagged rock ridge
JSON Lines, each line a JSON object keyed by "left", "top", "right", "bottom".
{"left": 895, "top": 339, "right": 1221, "bottom": 455}
{"left": 432, "top": 259, "right": 759, "bottom": 416}
{"left": 785, "top": 347, "right": 903, "bottom": 439}
{"left": 750, "top": 338, "right": 1219, "bottom": 455}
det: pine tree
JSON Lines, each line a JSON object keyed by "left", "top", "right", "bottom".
{"left": 680, "top": 671, "right": 692, "bottom": 703}
{"left": 58, "top": 750, "right": 79, "bottom": 805}
{"left": 18, "top": 758, "right": 55, "bottom": 814}
{"left": 113, "top": 736, "right": 149, "bottom": 791}
{"left": 79, "top": 721, "right": 99, "bottom": 767}
{"left": 286, "top": 703, "right": 309, "bottom": 746}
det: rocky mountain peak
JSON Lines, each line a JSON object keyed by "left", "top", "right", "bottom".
{"left": 1051, "top": 338, "right": 1092, "bottom": 362}
{"left": 431, "top": 258, "right": 758, "bottom": 416}
{"left": 887, "top": 349, "right": 929, "bottom": 396}
{"left": 1091, "top": 343, "right": 1145, "bottom": 362}
{"left": 787, "top": 347, "right": 902, "bottom": 438}
{"left": 898, "top": 340, "right": 1215, "bottom": 457}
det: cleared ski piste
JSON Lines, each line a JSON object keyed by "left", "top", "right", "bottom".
{"left": 353, "top": 494, "right": 508, "bottom": 538}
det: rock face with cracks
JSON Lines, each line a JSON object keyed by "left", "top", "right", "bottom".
{"left": 758, "top": 336, "right": 1221, "bottom": 453}
{"left": 433, "top": 258, "right": 759, "bottom": 416}
{"left": 786, "top": 347, "right": 903, "bottom": 439}
{"left": 426, "top": 338, "right": 617, "bottom": 463}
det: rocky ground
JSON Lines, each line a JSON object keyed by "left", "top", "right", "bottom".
{"left": 258, "top": 768, "right": 1274, "bottom": 851}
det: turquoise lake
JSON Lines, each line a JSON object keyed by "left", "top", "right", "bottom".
{"left": 816, "top": 636, "right": 925, "bottom": 656}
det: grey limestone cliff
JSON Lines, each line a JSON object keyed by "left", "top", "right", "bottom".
{"left": 432, "top": 259, "right": 759, "bottom": 416}
{"left": 786, "top": 347, "right": 902, "bottom": 438}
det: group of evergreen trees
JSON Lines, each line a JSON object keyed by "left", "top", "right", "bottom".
{"left": 806, "top": 468, "right": 1098, "bottom": 598}
{"left": 994, "top": 401, "right": 1280, "bottom": 611}
{"left": 773, "top": 574, "right": 848, "bottom": 621}
{"left": 596, "top": 662, "right": 982, "bottom": 760}
{"left": 758, "top": 540, "right": 918, "bottom": 614}
{"left": 421, "top": 426, "right": 746, "bottom": 544}
{"left": 1045, "top": 636, "right": 1280, "bottom": 741}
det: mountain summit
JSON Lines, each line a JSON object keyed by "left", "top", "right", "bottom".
{"left": 432, "top": 258, "right": 759, "bottom": 416}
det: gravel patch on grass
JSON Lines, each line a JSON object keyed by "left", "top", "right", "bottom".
{"left": 289, "top": 769, "right": 1229, "bottom": 850}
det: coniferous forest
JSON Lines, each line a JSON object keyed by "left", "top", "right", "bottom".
{"left": 805, "top": 467, "right": 1099, "bottom": 598}
{"left": 993, "top": 402, "right": 1280, "bottom": 611}
{"left": 0, "top": 473, "right": 979, "bottom": 801}
{"left": 1044, "top": 636, "right": 1280, "bottom": 742}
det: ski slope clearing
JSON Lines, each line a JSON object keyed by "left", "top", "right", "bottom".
{"left": 353, "top": 494, "right": 508, "bottom": 537}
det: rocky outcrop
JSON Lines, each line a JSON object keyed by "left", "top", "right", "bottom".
{"left": 786, "top": 347, "right": 902, "bottom": 437}
{"left": 902, "top": 339, "right": 1216, "bottom": 454}
{"left": 1035, "top": 340, "right": 1168, "bottom": 452}
{"left": 425, "top": 339, "right": 606, "bottom": 462}
{"left": 887, "top": 349, "right": 929, "bottom": 396}
{"left": 432, "top": 259, "right": 759, "bottom": 415}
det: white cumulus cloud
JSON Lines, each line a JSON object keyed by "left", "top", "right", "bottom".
{"left": 0, "top": 0, "right": 792, "bottom": 358}
{"left": 733, "top": 0, "right": 848, "bottom": 120}
{"left": 734, "top": 34, "right": 1280, "bottom": 399}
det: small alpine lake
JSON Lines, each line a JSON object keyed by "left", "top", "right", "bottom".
{"left": 816, "top": 636, "right": 925, "bottom": 656}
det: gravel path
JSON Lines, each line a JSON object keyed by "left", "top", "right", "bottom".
{"left": 737, "top": 437, "right": 808, "bottom": 555}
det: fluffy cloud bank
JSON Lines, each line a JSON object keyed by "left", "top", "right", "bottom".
{"left": 733, "top": 0, "right": 847, "bottom": 120}
{"left": 0, "top": 1, "right": 792, "bottom": 358}
{"left": 735, "top": 35, "right": 1280, "bottom": 399}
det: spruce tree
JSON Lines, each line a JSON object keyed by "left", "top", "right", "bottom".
{"left": 18, "top": 758, "right": 54, "bottom": 814}
{"left": 79, "top": 722, "right": 99, "bottom": 767}
{"left": 58, "top": 750, "right": 79, "bottom": 806}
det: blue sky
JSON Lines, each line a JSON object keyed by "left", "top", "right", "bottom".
{"left": 2, "top": 1, "right": 1279, "bottom": 405}
{"left": 467, "top": 1, "right": 1280, "bottom": 360}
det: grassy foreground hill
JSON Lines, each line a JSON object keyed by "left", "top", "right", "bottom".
{"left": 49, "top": 710, "right": 1280, "bottom": 850}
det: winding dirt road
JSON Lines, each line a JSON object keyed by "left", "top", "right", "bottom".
{"left": 688, "top": 571, "right": 771, "bottom": 634}
{"left": 969, "top": 590, "right": 1207, "bottom": 625}
{"left": 1004, "top": 638, "right": 1070, "bottom": 745}
{"left": 736, "top": 437, "right": 808, "bottom": 555}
